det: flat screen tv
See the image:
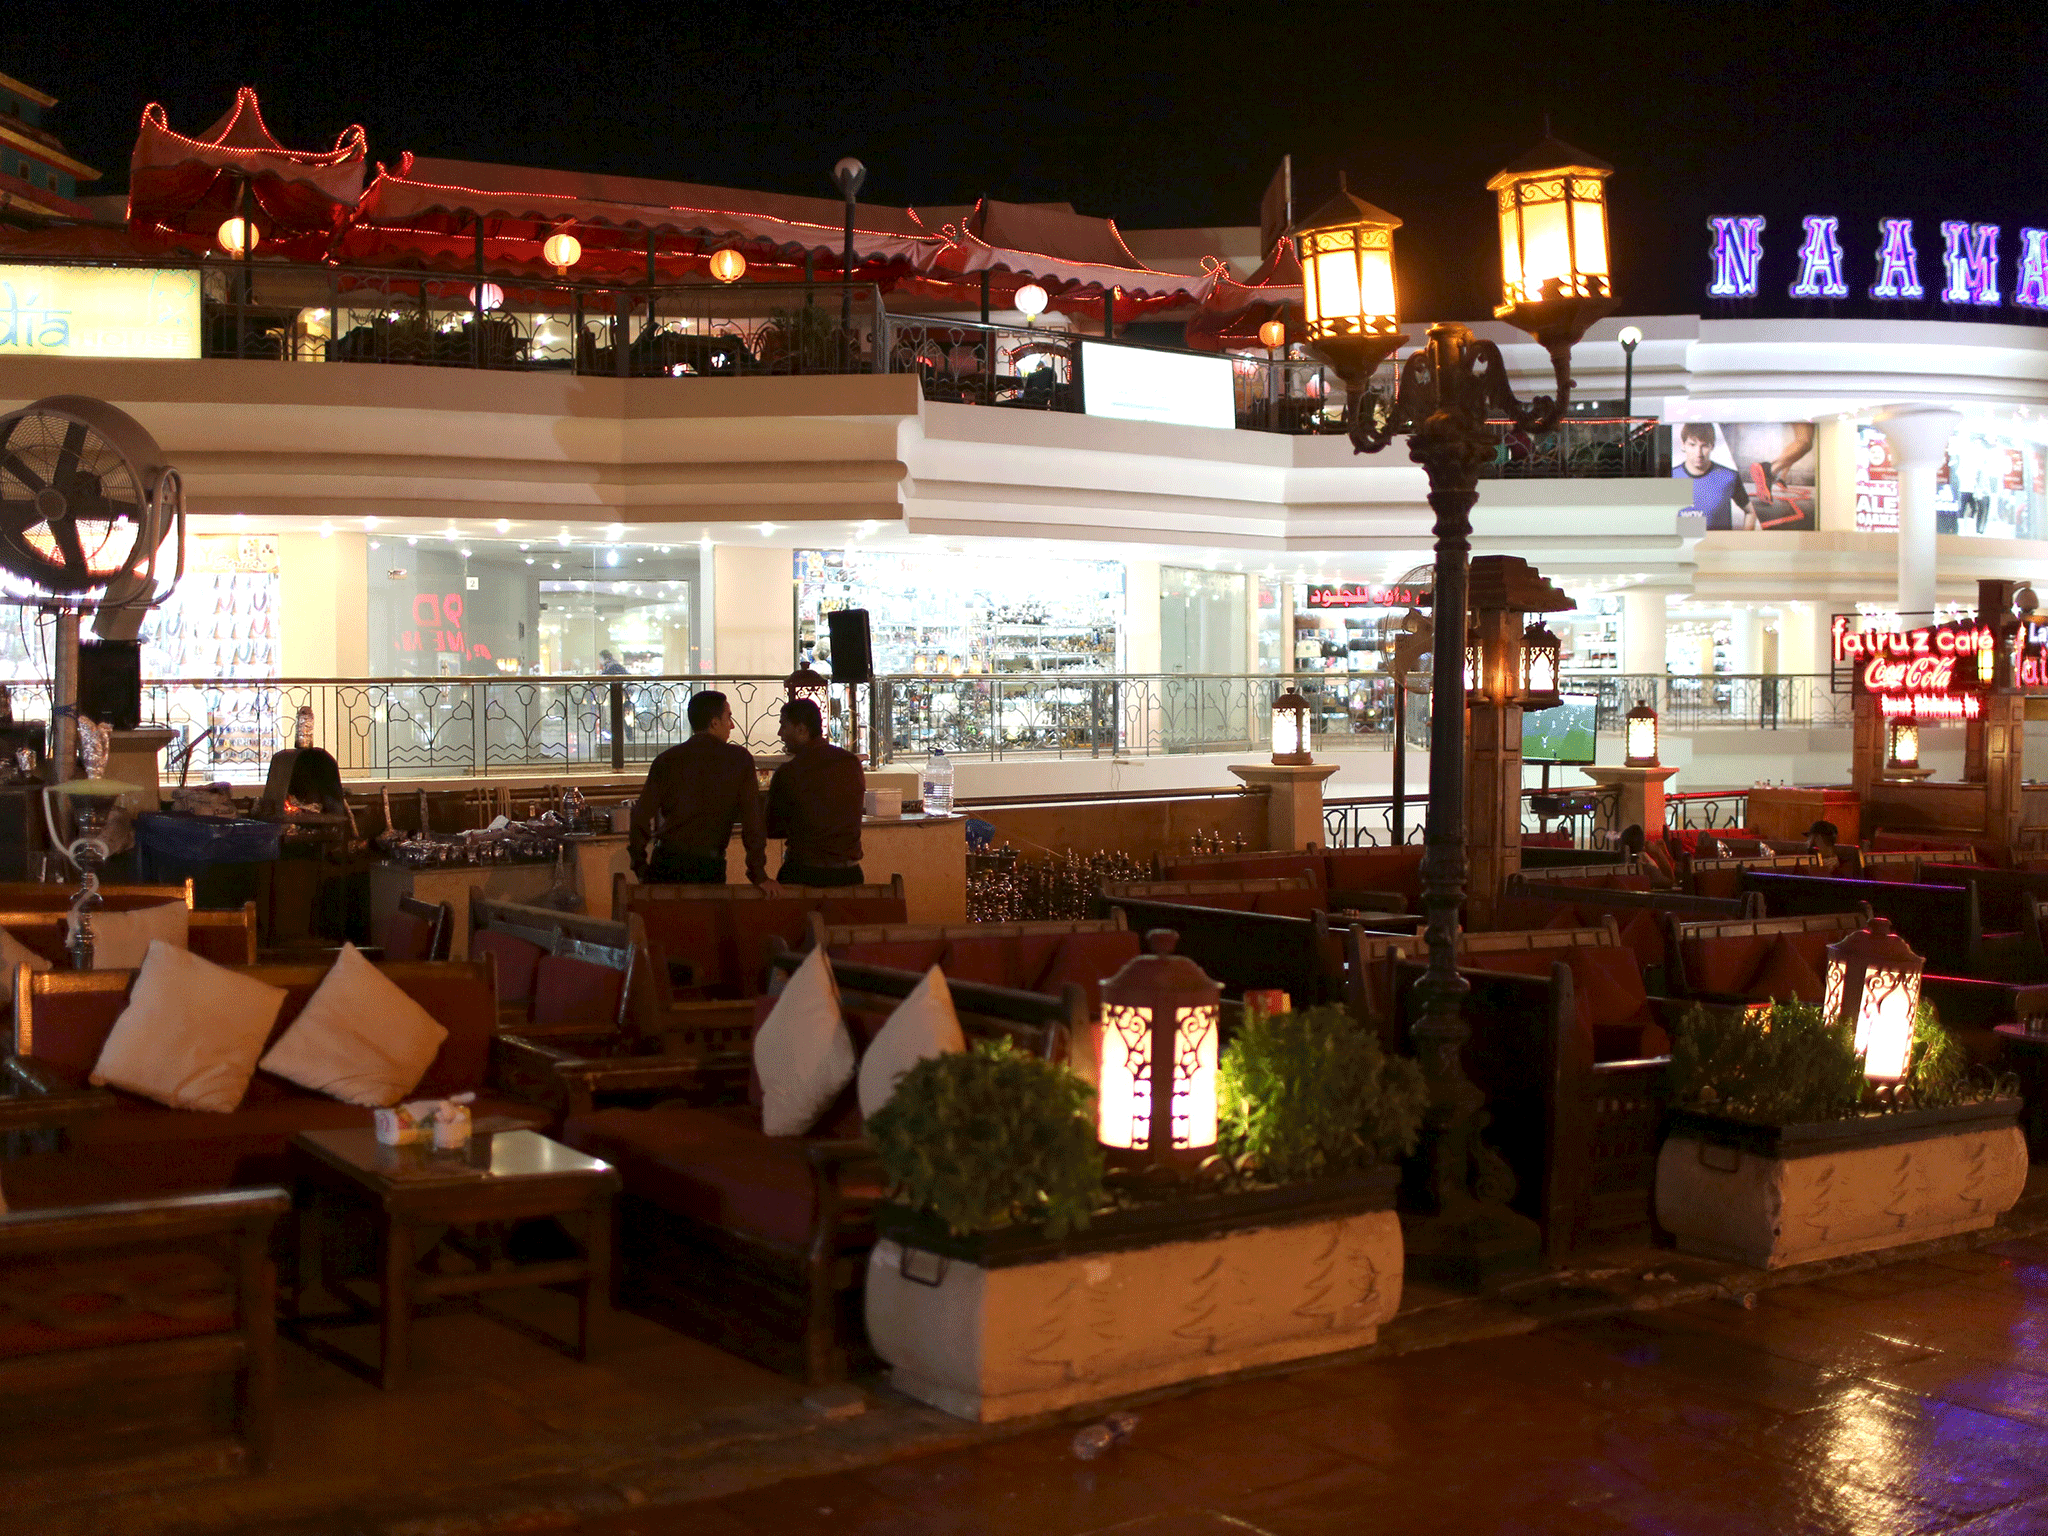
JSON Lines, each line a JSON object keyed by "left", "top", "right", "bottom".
{"left": 1521, "top": 694, "right": 1598, "bottom": 766}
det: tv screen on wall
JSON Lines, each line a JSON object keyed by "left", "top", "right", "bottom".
{"left": 1522, "top": 694, "right": 1599, "bottom": 765}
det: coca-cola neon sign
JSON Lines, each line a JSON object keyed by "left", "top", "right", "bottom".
{"left": 1833, "top": 615, "right": 1995, "bottom": 722}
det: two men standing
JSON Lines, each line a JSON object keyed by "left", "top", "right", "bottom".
{"left": 629, "top": 691, "right": 865, "bottom": 889}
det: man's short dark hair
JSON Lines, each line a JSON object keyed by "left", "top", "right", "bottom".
{"left": 780, "top": 698, "right": 824, "bottom": 739}
{"left": 1806, "top": 819, "right": 1838, "bottom": 843}
{"left": 687, "top": 690, "right": 729, "bottom": 732}
{"left": 1679, "top": 421, "right": 1716, "bottom": 445}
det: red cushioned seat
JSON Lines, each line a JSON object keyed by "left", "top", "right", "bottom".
{"left": 836, "top": 938, "right": 946, "bottom": 973}
{"left": 0, "top": 1248, "right": 237, "bottom": 1360}
{"left": 1467, "top": 949, "right": 1556, "bottom": 978}
{"left": 1750, "top": 935, "right": 1824, "bottom": 1003}
{"left": 1178, "top": 893, "right": 1257, "bottom": 911}
{"left": 1160, "top": 853, "right": 1326, "bottom": 891}
{"left": 1681, "top": 934, "right": 1772, "bottom": 996}
{"left": 381, "top": 910, "right": 438, "bottom": 962}
{"left": 1693, "top": 868, "right": 1744, "bottom": 901}
{"left": 727, "top": 901, "right": 815, "bottom": 997}
{"left": 1614, "top": 909, "right": 1665, "bottom": 974}
{"left": 472, "top": 929, "right": 545, "bottom": 1008}
{"left": 1325, "top": 847, "right": 1424, "bottom": 905}
{"left": 531, "top": 952, "right": 626, "bottom": 1029}
{"left": 636, "top": 900, "right": 728, "bottom": 996}
{"left": 1251, "top": 889, "right": 1322, "bottom": 919}
{"left": 817, "top": 893, "right": 908, "bottom": 925}
{"left": 1035, "top": 930, "right": 1142, "bottom": 1014}
{"left": 939, "top": 935, "right": 1021, "bottom": 988}
{"left": 1542, "top": 906, "right": 1588, "bottom": 929}
{"left": 562, "top": 1103, "right": 882, "bottom": 1250}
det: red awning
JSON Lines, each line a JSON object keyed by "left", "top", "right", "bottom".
{"left": 127, "top": 88, "right": 367, "bottom": 259}
{"left": 914, "top": 198, "right": 1206, "bottom": 311}
{"left": 1185, "top": 240, "right": 1303, "bottom": 350}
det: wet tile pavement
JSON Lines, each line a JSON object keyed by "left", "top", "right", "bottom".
{"left": 580, "top": 1235, "right": 2048, "bottom": 1536}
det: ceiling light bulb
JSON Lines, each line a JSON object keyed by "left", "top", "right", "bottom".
{"left": 558, "top": 530, "right": 572, "bottom": 546}
{"left": 362, "top": 516, "right": 380, "bottom": 530}
{"left": 495, "top": 519, "right": 511, "bottom": 534}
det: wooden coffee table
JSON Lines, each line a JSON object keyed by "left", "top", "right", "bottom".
{"left": 288, "top": 1126, "right": 620, "bottom": 1389}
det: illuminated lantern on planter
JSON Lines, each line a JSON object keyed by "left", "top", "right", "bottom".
{"left": 784, "top": 662, "right": 831, "bottom": 714}
{"left": 1887, "top": 720, "right": 1920, "bottom": 770}
{"left": 1624, "top": 701, "right": 1660, "bottom": 767}
{"left": 1520, "top": 620, "right": 1563, "bottom": 709}
{"left": 1487, "top": 138, "right": 1615, "bottom": 341}
{"left": 709, "top": 249, "right": 747, "bottom": 284}
{"left": 469, "top": 282, "right": 504, "bottom": 312}
{"left": 1270, "top": 685, "right": 1313, "bottom": 764}
{"left": 1097, "top": 931, "right": 1222, "bottom": 1174}
{"left": 1014, "top": 283, "right": 1049, "bottom": 324}
{"left": 1824, "top": 917, "right": 1925, "bottom": 1082}
{"left": 543, "top": 229, "right": 583, "bottom": 276}
{"left": 217, "top": 217, "right": 259, "bottom": 256}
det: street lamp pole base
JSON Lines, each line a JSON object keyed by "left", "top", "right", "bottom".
{"left": 1401, "top": 1200, "right": 1543, "bottom": 1288}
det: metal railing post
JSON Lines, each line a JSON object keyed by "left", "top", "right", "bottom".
{"left": 609, "top": 682, "right": 626, "bottom": 771}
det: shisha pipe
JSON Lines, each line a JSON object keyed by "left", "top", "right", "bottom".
{"left": 41, "top": 715, "right": 142, "bottom": 970}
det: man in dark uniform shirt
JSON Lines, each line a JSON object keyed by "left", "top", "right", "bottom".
{"left": 629, "top": 690, "right": 772, "bottom": 887}
{"left": 767, "top": 699, "right": 866, "bottom": 887}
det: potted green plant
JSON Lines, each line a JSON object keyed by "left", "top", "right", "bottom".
{"left": 1656, "top": 998, "right": 2026, "bottom": 1268}
{"left": 862, "top": 1012, "right": 1424, "bottom": 1424}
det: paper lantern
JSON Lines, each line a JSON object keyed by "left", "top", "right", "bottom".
{"left": 1258, "top": 319, "right": 1287, "bottom": 352}
{"left": 217, "top": 217, "right": 259, "bottom": 256}
{"left": 1014, "top": 283, "right": 1049, "bottom": 322}
{"left": 1097, "top": 931, "right": 1222, "bottom": 1173}
{"left": 543, "top": 230, "right": 583, "bottom": 275}
{"left": 1271, "top": 686, "right": 1313, "bottom": 764}
{"left": 709, "top": 249, "right": 747, "bottom": 284}
{"left": 1624, "top": 702, "right": 1660, "bottom": 767}
{"left": 1824, "top": 917, "right": 1925, "bottom": 1082}
{"left": 469, "top": 282, "right": 504, "bottom": 311}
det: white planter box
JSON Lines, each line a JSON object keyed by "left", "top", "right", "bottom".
{"left": 1656, "top": 1101, "right": 2027, "bottom": 1270}
{"left": 867, "top": 1201, "right": 1402, "bottom": 1424}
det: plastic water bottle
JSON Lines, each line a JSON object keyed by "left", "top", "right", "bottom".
{"left": 921, "top": 748, "right": 954, "bottom": 818}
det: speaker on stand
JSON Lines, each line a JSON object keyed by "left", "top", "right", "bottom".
{"left": 825, "top": 608, "right": 873, "bottom": 761}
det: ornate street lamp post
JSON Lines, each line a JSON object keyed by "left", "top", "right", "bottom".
{"left": 1296, "top": 137, "right": 1616, "bottom": 1281}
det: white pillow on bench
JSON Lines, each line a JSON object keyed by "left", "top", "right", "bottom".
{"left": 858, "top": 966, "right": 965, "bottom": 1118}
{"left": 754, "top": 946, "right": 854, "bottom": 1137}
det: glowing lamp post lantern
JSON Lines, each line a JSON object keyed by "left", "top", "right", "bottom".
{"left": 1624, "top": 701, "right": 1661, "bottom": 767}
{"left": 216, "top": 216, "right": 259, "bottom": 256}
{"left": 1824, "top": 918, "right": 1926, "bottom": 1082}
{"left": 1097, "top": 931, "right": 1222, "bottom": 1175}
{"left": 543, "top": 229, "right": 583, "bottom": 277}
{"left": 1270, "top": 685, "right": 1313, "bottom": 765}
{"left": 1520, "top": 620, "right": 1563, "bottom": 710}
{"left": 1488, "top": 141, "right": 1613, "bottom": 341}
{"left": 1887, "top": 720, "right": 1920, "bottom": 770}
{"left": 1294, "top": 192, "right": 1403, "bottom": 387}
{"left": 709, "top": 249, "right": 747, "bottom": 284}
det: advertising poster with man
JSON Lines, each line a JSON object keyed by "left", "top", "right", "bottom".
{"left": 1673, "top": 420, "right": 1817, "bottom": 530}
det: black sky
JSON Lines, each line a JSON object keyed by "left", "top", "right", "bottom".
{"left": 9, "top": 0, "right": 2047, "bottom": 319}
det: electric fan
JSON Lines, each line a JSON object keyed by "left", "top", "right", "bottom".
{"left": 0, "top": 395, "right": 184, "bottom": 965}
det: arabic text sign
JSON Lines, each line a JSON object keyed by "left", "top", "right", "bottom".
{"left": 0, "top": 267, "right": 201, "bottom": 359}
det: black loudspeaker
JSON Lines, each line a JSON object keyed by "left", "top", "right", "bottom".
{"left": 77, "top": 641, "right": 142, "bottom": 730}
{"left": 826, "top": 608, "right": 873, "bottom": 684}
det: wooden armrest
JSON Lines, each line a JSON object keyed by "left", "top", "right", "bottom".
{"left": 0, "top": 1187, "right": 290, "bottom": 1257}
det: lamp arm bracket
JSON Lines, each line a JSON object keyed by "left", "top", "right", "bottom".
{"left": 1344, "top": 330, "right": 1578, "bottom": 458}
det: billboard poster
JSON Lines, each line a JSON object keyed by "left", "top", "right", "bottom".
{"left": 0, "top": 266, "right": 200, "bottom": 359}
{"left": 1856, "top": 427, "right": 1898, "bottom": 532}
{"left": 1673, "top": 421, "right": 1816, "bottom": 530}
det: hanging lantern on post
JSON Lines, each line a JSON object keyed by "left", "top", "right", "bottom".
{"left": 1258, "top": 318, "right": 1287, "bottom": 354}
{"left": 543, "top": 229, "right": 583, "bottom": 276}
{"left": 468, "top": 282, "right": 504, "bottom": 312}
{"left": 1520, "top": 620, "right": 1563, "bottom": 709}
{"left": 216, "top": 216, "right": 259, "bottom": 256}
{"left": 1463, "top": 629, "right": 1492, "bottom": 702}
{"left": 1096, "top": 931, "right": 1222, "bottom": 1176}
{"left": 708, "top": 248, "right": 747, "bottom": 284}
{"left": 1624, "top": 701, "right": 1660, "bottom": 767}
{"left": 1823, "top": 917, "right": 1925, "bottom": 1082}
{"left": 1486, "top": 138, "right": 1617, "bottom": 348}
{"left": 1270, "top": 685, "right": 1313, "bottom": 765}
{"left": 1887, "top": 720, "right": 1920, "bottom": 770}
{"left": 784, "top": 662, "right": 831, "bottom": 714}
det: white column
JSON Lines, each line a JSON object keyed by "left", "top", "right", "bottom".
{"left": 1622, "top": 590, "right": 1666, "bottom": 675}
{"left": 1726, "top": 607, "right": 1762, "bottom": 676}
{"left": 1878, "top": 405, "right": 1961, "bottom": 616}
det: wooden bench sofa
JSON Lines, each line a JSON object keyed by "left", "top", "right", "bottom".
{"left": 560, "top": 949, "right": 1083, "bottom": 1382}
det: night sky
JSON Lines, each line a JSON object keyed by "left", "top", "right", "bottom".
{"left": 11, "top": 1, "right": 2047, "bottom": 320}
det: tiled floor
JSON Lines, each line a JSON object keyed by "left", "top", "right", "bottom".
{"left": 583, "top": 1235, "right": 2048, "bottom": 1536}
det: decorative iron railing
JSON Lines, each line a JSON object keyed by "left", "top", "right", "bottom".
{"left": 1320, "top": 783, "right": 1624, "bottom": 851}
{"left": 1563, "top": 673, "right": 1850, "bottom": 731}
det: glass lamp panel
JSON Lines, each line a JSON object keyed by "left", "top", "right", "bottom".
{"left": 1855, "top": 963, "right": 1918, "bottom": 1080}
{"left": 1464, "top": 643, "right": 1483, "bottom": 695}
{"left": 1525, "top": 646, "right": 1558, "bottom": 697}
{"left": 1625, "top": 712, "right": 1657, "bottom": 764}
{"left": 1823, "top": 956, "right": 1848, "bottom": 1022}
{"left": 1496, "top": 191, "right": 1522, "bottom": 303}
{"left": 1357, "top": 239, "right": 1397, "bottom": 331}
{"left": 1171, "top": 1004, "right": 1220, "bottom": 1149}
{"left": 1310, "top": 247, "right": 1362, "bottom": 335}
{"left": 1271, "top": 705, "right": 1305, "bottom": 758}
{"left": 1098, "top": 1004, "right": 1154, "bottom": 1149}
{"left": 1570, "top": 187, "right": 1610, "bottom": 280}
{"left": 1517, "top": 188, "right": 1573, "bottom": 301}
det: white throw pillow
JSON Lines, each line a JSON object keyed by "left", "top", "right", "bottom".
{"left": 259, "top": 943, "right": 449, "bottom": 1108}
{"left": 70, "top": 901, "right": 189, "bottom": 970}
{"left": 91, "top": 941, "right": 286, "bottom": 1113}
{"left": 857, "top": 966, "right": 966, "bottom": 1118}
{"left": 753, "top": 946, "right": 854, "bottom": 1137}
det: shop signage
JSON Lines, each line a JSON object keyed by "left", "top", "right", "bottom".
{"left": 1833, "top": 615, "right": 1996, "bottom": 720}
{"left": 1078, "top": 340, "right": 1235, "bottom": 430}
{"left": 1708, "top": 215, "right": 2048, "bottom": 309}
{"left": 397, "top": 591, "right": 491, "bottom": 663}
{"left": 1305, "top": 582, "right": 1428, "bottom": 609}
{"left": 1855, "top": 427, "right": 1899, "bottom": 533}
{"left": 0, "top": 266, "right": 201, "bottom": 358}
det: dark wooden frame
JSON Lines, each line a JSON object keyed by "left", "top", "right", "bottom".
{"left": 1094, "top": 895, "right": 1355, "bottom": 1006}
{"left": 0, "top": 1188, "right": 287, "bottom": 1471}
